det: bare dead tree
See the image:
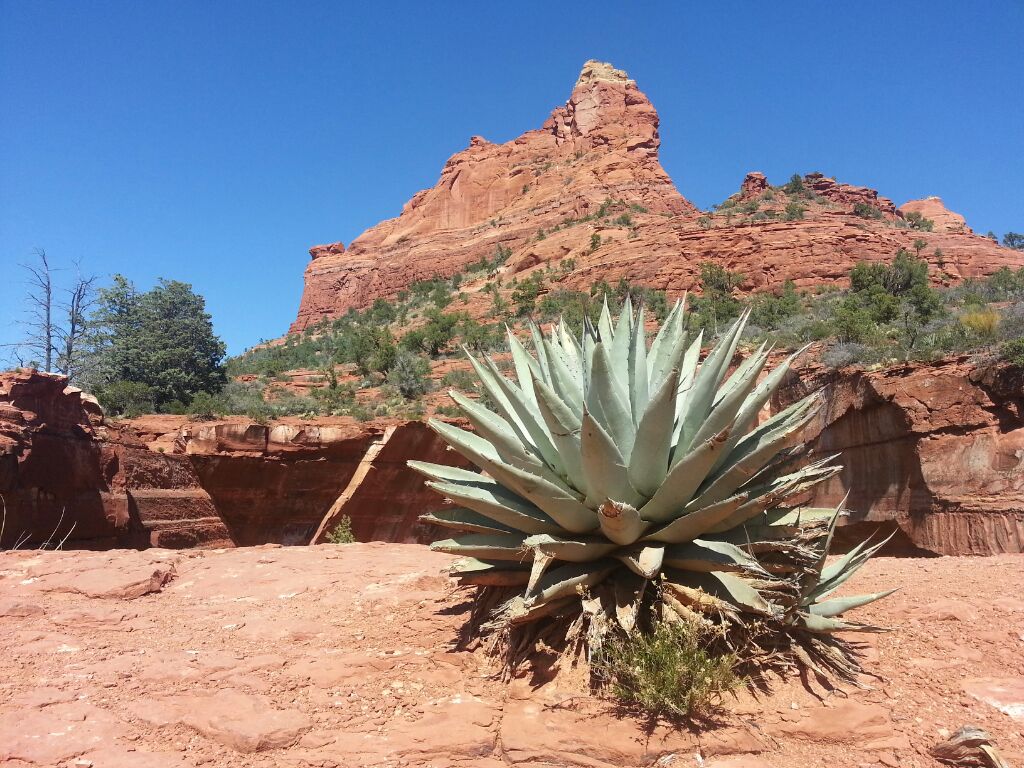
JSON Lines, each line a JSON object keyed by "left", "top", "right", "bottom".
{"left": 19, "top": 248, "right": 56, "bottom": 371}
{"left": 55, "top": 261, "right": 98, "bottom": 383}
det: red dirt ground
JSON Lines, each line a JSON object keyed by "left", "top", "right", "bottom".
{"left": 0, "top": 545, "right": 1021, "bottom": 767}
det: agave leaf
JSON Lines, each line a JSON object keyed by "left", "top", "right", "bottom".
{"left": 665, "top": 568, "right": 777, "bottom": 617}
{"left": 447, "top": 390, "right": 554, "bottom": 479}
{"left": 528, "top": 560, "right": 618, "bottom": 605}
{"left": 640, "top": 426, "right": 733, "bottom": 523}
{"left": 581, "top": 411, "right": 645, "bottom": 509}
{"left": 427, "top": 417, "right": 532, "bottom": 484}
{"left": 407, "top": 460, "right": 488, "bottom": 484}
{"left": 797, "top": 613, "right": 885, "bottom": 634}
{"left": 588, "top": 343, "right": 636, "bottom": 460}
{"left": 423, "top": 479, "right": 560, "bottom": 535}
{"left": 670, "top": 330, "right": 705, "bottom": 459}
{"left": 713, "top": 341, "right": 767, "bottom": 406}
{"left": 808, "top": 589, "right": 898, "bottom": 618}
{"left": 688, "top": 401, "right": 819, "bottom": 509}
{"left": 507, "top": 327, "right": 543, "bottom": 407}
{"left": 806, "top": 534, "right": 894, "bottom": 603}
{"left": 597, "top": 499, "right": 648, "bottom": 545}
{"left": 628, "top": 304, "right": 650, "bottom": 424}
{"left": 427, "top": 420, "right": 597, "bottom": 534}
{"left": 689, "top": 348, "right": 768, "bottom": 448}
{"left": 482, "top": 357, "right": 566, "bottom": 476}
{"left": 558, "top": 320, "right": 583, "bottom": 382}
{"left": 531, "top": 373, "right": 589, "bottom": 495}
{"left": 675, "top": 311, "right": 750, "bottom": 454}
{"left": 613, "top": 571, "right": 647, "bottom": 633}
{"left": 728, "top": 345, "right": 811, "bottom": 438}
{"left": 737, "top": 391, "right": 816, "bottom": 449}
{"left": 420, "top": 508, "right": 518, "bottom": 536}
{"left": 430, "top": 533, "right": 530, "bottom": 561}
{"left": 643, "top": 491, "right": 749, "bottom": 543}
{"left": 647, "top": 297, "right": 683, "bottom": 385}
{"left": 609, "top": 295, "right": 633, "bottom": 384}
{"left": 702, "top": 463, "right": 841, "bottom": 534}
{"left": 523, "top": 533, "right": 618, "bottom": 563}
{"left": 528, "top": 321, "right": 552, "bottom": 384}
{"left": 451, "top": 558, "right": 531, "bottom": 586}
{"left": 614, "top": 543, "right": 664, "bottom": 579}
{"left": 463, "top": 350, "right": 536, "bottom": 444}
{"left": 663, "top": 538, "right": 768, "bottom": 575}
{"left": 627, "top": 367, "right": 680, "bottom": 497}
{"left": 542, "top": 336, "right": 584, "bottom": 412}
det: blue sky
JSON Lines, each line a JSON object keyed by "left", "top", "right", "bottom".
{"left": 2, "top": 1, "right": 1022, "bottom": 356}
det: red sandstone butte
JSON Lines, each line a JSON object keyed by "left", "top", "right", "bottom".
{"left": 289, "top": 61, "right": 1024, "bottom": 331}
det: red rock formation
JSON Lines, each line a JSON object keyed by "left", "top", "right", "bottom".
{"left": 775, "top": 357, "right": 1024, "bottom": 555}
{"left": 739, "top": 171, "right": 770, "bottom": 199}
{"left": 290, "top": 62, "right": 1024, "bottom": 331}
{"left": 175, "top": 419, "right": 466, "bottom": 546}
{"left": 0, "top": 370, "right": 232, "bottom": 549}
{"left": 803, "top": 172, "right": 897, "bottom": 215}
{"left": 0, "top": 372, "right": 466, "bottom": 550}
{"left": 899, "top": 196, "right": 971, "bottom": 234}
{"left": 290, "top": 60, "right": 695, "bottom": 331}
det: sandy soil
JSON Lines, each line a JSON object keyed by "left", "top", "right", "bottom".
{"left": 0, "top": 544, "right": 1021, "bottom": 767}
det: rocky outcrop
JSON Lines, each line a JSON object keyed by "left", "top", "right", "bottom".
{"left": 0, "top": 372, "right": 465, "bottom": 550}
{"left": 776, "top": 357, "right": 1024, "bottom": 555}
{"left": 290, "top": 60, "right": 696, "bottom": 332}
{"left": 899, "top": 196, "right": 971, "bottom": 234}
{"left": 289, "top": 62, "right": 1024, "bottom": 331}
{"left": 0, "top": 370, "right": 232, "bottom": 550}
{"left": 803, "top": 172, "right": 898, "bottom": 215}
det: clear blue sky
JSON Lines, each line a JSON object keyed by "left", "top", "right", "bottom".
{"left": 2, "top": 1, "right": 1022, "bottom": 356}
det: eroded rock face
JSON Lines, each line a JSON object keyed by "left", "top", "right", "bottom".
{"left": 290, "top": 59, "right": 695, "bottom": 332}
{"left": 289, "top": 62, "right": 1023, "bottom": 331}
{"left": 0, "top": 370, "right": 233, "bottom": 549}
{"left": 776, "top": 357, "right": 1024, "bottom": 555}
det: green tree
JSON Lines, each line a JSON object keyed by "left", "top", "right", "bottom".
{"left": 89, "top": 277, "right": 226, "bottom": 409}
{"left": 1003, "top": 232, "right": 1024, "bottom": 251}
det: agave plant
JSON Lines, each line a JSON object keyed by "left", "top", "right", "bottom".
{"left": 410, "top": 297, "right": 892, "bottom": 680}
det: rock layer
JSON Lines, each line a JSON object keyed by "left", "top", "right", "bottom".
{"left": 290, "top": 61, "right": 1023, "bottom": 331}
{"left": 776, "top": 357, "right": 1024, "bottom": 555}
{"left": 0, "top": 371, "right": 463, "bottom": 550}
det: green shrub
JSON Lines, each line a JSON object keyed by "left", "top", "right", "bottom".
{"left": 441, "top": 369, "right": 477, "bottom": 391}
{"left": 590, "top": 233, "right": 602, "bottom": 252}
{"left": 853, "top": 202, "right": 882, "bottom": 219}
{"left": 325, "top": 516, "right": 355, "bottom": 544}
{"left": 1001, "top": 337, "right": 1024, "bottom": 367}
{"left": 388, "top": 351, "right": 430, "bottom": 399}
{"left": 98, "top": 380, "right": 155, "bottom": 417}
{"left": 782, "top": 173, "right": 804, "bottom": 196}
{"left": 1004, "top": 232, "right": 1024, "bottom": 251}
{"left": 593, "top": 620, "right": 741, "bottom": 719}
{"left": 784, "top": 202, "right": 806, "bottom": 221}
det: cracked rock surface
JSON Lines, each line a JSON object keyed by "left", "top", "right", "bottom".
{"left": 0, "top": 544, "right": 1022, "bottom": 767}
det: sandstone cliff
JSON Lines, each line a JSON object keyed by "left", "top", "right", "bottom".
{"left": 777, "top": 357, "right": 1024, "bottom": 556}
{"left": 3, "top": 361, "right": 1021, "bottom": 556}
{"left": 290, "top": 60, "right": 1023, "bottom": 331}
